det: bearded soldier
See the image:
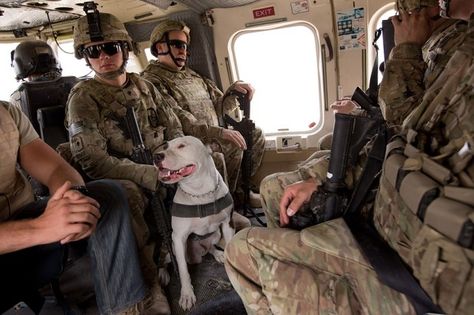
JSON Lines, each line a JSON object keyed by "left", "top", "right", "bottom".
{"left": 141, "top": 20, "right": 265, "bottom": 208}
{"left": 224, "top": 0, "right": 474, "bottom": 314}
{"left": 65, "top": 11, "right": 183, "bottom": 315}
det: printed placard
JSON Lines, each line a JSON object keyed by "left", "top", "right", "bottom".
{"left": 336, "top": 7, "right": 366, "bottom": 50}
{"left": 291, "top": 0, "right": 309, "bottom": 14}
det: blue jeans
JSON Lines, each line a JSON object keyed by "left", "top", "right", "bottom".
{"left": 0, "top": 179, "right": 146, "bottom": 315}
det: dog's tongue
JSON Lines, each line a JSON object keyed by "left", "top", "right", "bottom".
{"left": 179, "top": 164, "right": 196, "bottom": 177}
{"left": 159, "top": 164, "right": 196, "bottom": 181}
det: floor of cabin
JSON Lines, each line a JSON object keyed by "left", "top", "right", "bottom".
{"left": 3, "top": 208, "right": 266, "bottom": 315}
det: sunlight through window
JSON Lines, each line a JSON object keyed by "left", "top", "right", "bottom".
{"left": 231, "top": 22, "right": 323, "bottom": 135}
{"left": 0, "top": 42, "right": 21, "bottom": 101}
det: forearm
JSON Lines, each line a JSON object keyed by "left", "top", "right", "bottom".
{"left": 172, "top": 103, "right": 223, "bottom": 140}
{"left": 379, "top": 43, "right": 426, "bottom": 125}
{"left": 20, "top": 139, "right": 85, "bottom": 194}
{"left": 74, "top": 148, "right": 158, "bottom": 191}
{"left": 0, "top": 219, "right": 46, "bottom": 254}
{"left": 298, "top": 150, "right": 359, "bottom": 190}
{"left": 45, "top": 160, "right": 85, "bottom": 193}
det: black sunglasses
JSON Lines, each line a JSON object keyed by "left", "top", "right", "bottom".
{"left": 167, "top": 39, "right": 188, "bottom": 50}
{"left": 83, "top": 42, "right": 122, "bottom": 59}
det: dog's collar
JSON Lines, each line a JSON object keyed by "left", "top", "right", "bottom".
{"left": 171, "top": 192, "right": 233, "bottom": 218}
{"left": 178, "top": 172, "right": 220, "bottom": 198}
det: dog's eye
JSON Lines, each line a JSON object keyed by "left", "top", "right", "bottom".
{"left": 178, "top": 144, "right": 186, "bottom": 149}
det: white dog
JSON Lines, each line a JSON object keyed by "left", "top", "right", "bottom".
{"left": 155, "top": 136, "right": 235, "bottom": 310}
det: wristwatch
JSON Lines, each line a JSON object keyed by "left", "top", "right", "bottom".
{"left": 71, "top": 185, "right": 89, "bottom": 195}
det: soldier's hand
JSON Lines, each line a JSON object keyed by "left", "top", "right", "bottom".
{"left": 330, "top": 98, "right": 356, "bottom": 114}
{"left": 279, "top": 178, "right": 319, "bottom": 227}
{"left": 391, "top": 8, "right": 432, "bottom": 46}
{"left": 222, "top": 128, "right": 247, "bottom": 150}
{"left": 230, "top": 82, "right": 255, "bottom": 101}
{"left": 35, "top": 181, "right": 101, "bottom": 245}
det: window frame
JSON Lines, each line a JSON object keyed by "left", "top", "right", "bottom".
{"left": 367, "top": 2, "right": 396, "bottom": 85}
{"left": 228, "top": 20, "right": 325, "bottom": 137}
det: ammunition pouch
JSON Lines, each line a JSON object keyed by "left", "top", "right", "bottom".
{"left": 384, "top": 138, "right": 474, "bottom": 249}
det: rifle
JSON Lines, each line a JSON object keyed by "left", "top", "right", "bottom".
{"left": 224, "top": 91, "right": 266, "bottom": 226}
{"left": 124, "top": 106, "right": 179, "bottom": 279}
{"left": 289, "top": 88, "right": 385, "bottom": 230}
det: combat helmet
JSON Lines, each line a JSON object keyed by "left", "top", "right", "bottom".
{"left": 73, "top": 12, "right": 136, "bottom": 59}
{"left": 149, "top": 20, "right": 190, "bottom": 57}
{"left": 397, "top": 0, "right": 438, "bottom": 11}
{"left": 11, "top": 40, "right": 61, "bottom": 80}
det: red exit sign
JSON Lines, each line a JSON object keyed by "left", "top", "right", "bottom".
{"left": 253, "top": 6, "right": 275, "bottom": 19}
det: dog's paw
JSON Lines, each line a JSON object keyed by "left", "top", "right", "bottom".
{"left": 179, "top": 288, "right": 196, "bottom": 310}
{"left": 211, "top": 249, "right": 226, "bottom": 264}
{"left": 158, "top": 267, "right": 170, "bottom": 286}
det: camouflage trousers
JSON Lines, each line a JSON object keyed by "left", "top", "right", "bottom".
{"left": 260, "top": 168, "right": 305, "bottom": 228}
{"left": 224, "top": 222, "right": 416, "bottom": 315}
{"left": 260, "top": 150, "right": 331, "bottom": 228}
{"left": 214, "top": 126, "right": 266, "bottom": 194}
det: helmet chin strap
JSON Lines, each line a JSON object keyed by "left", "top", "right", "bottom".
{"left": 439, "top": 0, "right": 451, "bottom": 17}
{"left": 95, "top": 65, "right": 126, "bottom": 80}
{"left": 157, "top": 33, "right": 187, "bottom": 68}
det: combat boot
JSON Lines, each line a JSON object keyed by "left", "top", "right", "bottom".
{"left": 119, "top": 282, "right": 171, "bottom": 315}
{"left": 249, "top": 190, "right": 262, "bottom": 208}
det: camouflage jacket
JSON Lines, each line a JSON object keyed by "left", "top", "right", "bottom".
{"left": 379, "top": 19, "right": 467, "bottom": 126}
{"left": 66, "top": 73, "right": 183, "bottom": 191}
{"left": 141, "top": 61, "right": 240, "bottom": 142}
{"left": 302, "top": 20, "right": 467, "bottom": 186}
{"left": 299, "top": 18, "right": 473, "bottom": 314}
{"left": 373, "top": 16, "right": 474, "bottom": 314}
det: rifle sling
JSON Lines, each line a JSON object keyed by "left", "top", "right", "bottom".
{"left": 344, "top": 128, "right": 443, "bottom": 315}
{"left": 345, "top": 219, "right": 444, "bottom": 315}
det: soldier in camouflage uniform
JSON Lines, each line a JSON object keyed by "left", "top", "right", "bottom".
{"left": 379, "top": 0, "right": 467, "bottom": 126}
{"left": 320, "top": 0, "right": 467, "bottom": 151}
{"left": 141, "top": 20, "right": 265, "bottom": 202}
{"left": 65, "top": 12, "right": 183, "bottom": 315}
{"left": 260, "top": 0, "right": 467, "bottom": 228}
{"left": 224, "top": 1, "right": 474, "bottom": 314}
{"left": 10, "top": 40, "right": 62, "bottom": 108}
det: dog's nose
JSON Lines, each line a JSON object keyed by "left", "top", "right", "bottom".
{"left": 154, "top": 153, "right": 165, "bottom": 164}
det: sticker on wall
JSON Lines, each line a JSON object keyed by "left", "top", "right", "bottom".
{"left": 253, "top": 6, "right": 276, "bottom": 19}
{"left": 291, "top": 0, "right": 309, "bottom": 14}
{"left": 336, "top": 7, "right": 366, "bottom": 50}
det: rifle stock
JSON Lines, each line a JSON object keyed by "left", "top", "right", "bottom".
{"left": 223, "top": 91, "right": 267, "bottom": 225}
{"left": 223, "top": 92, "right": 255, "bottom": 205}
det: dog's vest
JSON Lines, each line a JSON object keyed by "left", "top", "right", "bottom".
{"left": 171, "top": 192, "right": 233, "bottom": 218}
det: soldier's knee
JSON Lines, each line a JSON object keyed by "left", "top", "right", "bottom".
{"left": 259, "top": 174, "right": 280, "bottom": 200}
{"left": 225, "top": 227, "right": 252, "bottom": 264}
{"left": 317, "top": 133, "right": 333, "bottom": 151}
